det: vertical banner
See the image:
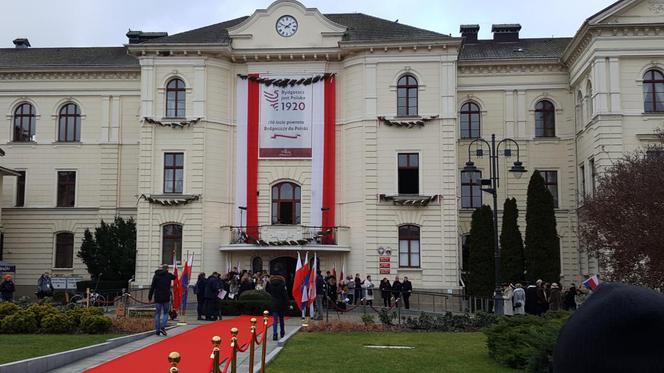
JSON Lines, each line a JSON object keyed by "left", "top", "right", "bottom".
{"left": 323, "top": 75, "right": 336, "bottom": 229}
{"left": 246, "top": 75, "right": 260, "bottom": 239}
{"left": 310, "top": 79, "right": 325, "bottom": 227}
{"left": 234, "top": 78, "right": 248, "bottom": 227}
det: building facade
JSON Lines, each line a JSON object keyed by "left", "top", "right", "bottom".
{"left": 1, "top": 0, "right": 663, "bottom": 294}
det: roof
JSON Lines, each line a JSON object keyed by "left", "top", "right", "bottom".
{"left": 459, "top": 38, "right": 573, "bottom": 61}
{"left": 141, "top": 13, "right": 450, "bottom": 45}
{"left": 0, "top": 47, "right": 138, "bottom": 69}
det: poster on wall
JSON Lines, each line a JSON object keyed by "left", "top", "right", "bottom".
{"left": 259, "top": 78, "right": 314, "bottom": 158}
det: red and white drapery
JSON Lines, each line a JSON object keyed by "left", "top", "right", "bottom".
{"left": 235, "top": 74, "right": 335, "bottom": 238}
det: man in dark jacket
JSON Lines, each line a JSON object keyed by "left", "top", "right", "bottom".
{"left": 148, "top": 265, "right": 175, "bottom": 336}
{"left": 193, "top": 273, "right": 207, "bottom": 320}
{"left": 204, "top": 272, "right": 221, "bottom": 321}
{"left": 524, "top": 283, "right": 538, "bottom": 315}
{"left": 402, "top": 276, "right": 413, "bottom": 309}
{"left": 354, "top": 274, "right": 362, "bottom": 305}
{"left": 314, "top": 271, "right": 326, "bottom": 320}
{"left": 392, "top": 276, "right": 403, "bottom": 305}
{"left": 1, "top": 274, "right": 15, "bottom": 302}
{"left": 266, "top": 275, "right": 290, "bottom": 340}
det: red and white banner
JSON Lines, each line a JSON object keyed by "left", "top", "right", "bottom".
{"left": 235, "top": 74, "right": 335, "bottom": 231}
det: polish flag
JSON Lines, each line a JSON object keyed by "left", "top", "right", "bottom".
{"left": 307, "top": 254, "right": 317, "bottom": 306}
{"left": 339, "top": 263, "right": 345, "bottom": 285}
{"left": 300, "top": 253, "right": 310, "bottom": 305}
{"left": 292, "top": 253, "right": 304, "bottom": 308}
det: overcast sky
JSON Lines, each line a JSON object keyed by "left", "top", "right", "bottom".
{"left": 1, "top": 0, "right": 617, "bottom": 48}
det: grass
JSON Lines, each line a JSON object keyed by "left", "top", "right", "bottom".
{"left": 0, "top": 334, "right": 122, "bottom": 364}
{"left": 268, "top": 332, "right": 517, "bottom": 373}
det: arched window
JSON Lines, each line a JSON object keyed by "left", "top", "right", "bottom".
{"left": 13, "top": 103, "right": 36, "bottom": 142}
{"left": 643, "top": 69, "right": 664, "bottom": 113}
{"left": 535, "top": 100, "right": 555, "bottom": 138}
{"left": 586, "top": 81, "right": 593, "bottom": 119}
{"left": 460, "top": 102, "right": 480, "bottom": 139}
{"left": 397, "top": 74, "right": 418, "bottom": 117}
{"left": 166, "top": 78, "right": 186, "bottom": 118}
{"left": 252, "top": 257, "right": 263, "bottom": 273}
{"left": 55, "top": 232, "right": 74, "bottom": 269}
{"left": 398, "top": 225, "right": 420, "bottom": 268}
{"left": 162, "top": 224, "right": 182, "bottom": 264}
{"left": 58, "top": 103, "right": 80, "bottom": 142}
{"left": 271, "top": 182, "right": 301, "bottom": 225}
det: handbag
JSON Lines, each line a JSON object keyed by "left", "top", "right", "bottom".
{"left": 514, "top": 301, "right": 522, "bottom": 308}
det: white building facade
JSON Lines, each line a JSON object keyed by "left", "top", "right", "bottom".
{"left": 1, "top": 0, "right": 663, "bottom": 294}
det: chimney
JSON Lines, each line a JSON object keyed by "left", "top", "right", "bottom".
{"left": 126, "top": 30, "right": 168, "bottom": 44}
{"left": 13, "top": 38, "right": 31, "bottom": 48}
{"left": 491, "top": 24, "right": 521, "bottom": 42}
{"left": 459, "top": 25, "right": 480, "bottom": 43}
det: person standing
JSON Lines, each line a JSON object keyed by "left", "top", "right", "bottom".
{"left": 346, "top": 275, "right": 355, "bottom": 304}
{"left": 327, "top": 276, "right": 338, "bottom": 305}
{"left": 354, "top": 274, "right": 362, "bottom": 305}
{"left": 193, "top": 273, "right": 207, "bottom": 320}
{"left": 401, "top": 276, "right": 413, "bottom": 309}
{"left": 563, "top": 283, "right": 577, "bottom": 311}
{"left": 314, "top": 270, "right": 326, "bottom": 320}
{"left": 379, "top": 278, "right": 392, "bottom": 307}
{"left": 204, "top": 272, "right": 221, "bottom": 321}
{"left": 148, "top": 265, "right": 175, "bottom": 336}
{"left": 392, "top": 276, "right": 403, "bottom": 306}
{"left": 362, "top": 275, "right": 374, "bottom": 306}
{"left": 1, "top": 274, "right": 15, "bottom": 302}
{"left": 525, "top": 283, "right": 538, "bottom": 315}
{"left": 36, "top": 272, "right": 53, "bottom": 300}
{"left": 513, "top": 283, "right": 526, "bottom": 315}
{"left": 502, "top": 283, "right": 514, "bottom": 316}
{"left": 549, "top": 283, "right": 562, "bottom": 311}
{"left": 536, "top": 280, "right": 547, "bottom": 315}
{"left": 266, "top": 275, "right": 290, "bottom": 340}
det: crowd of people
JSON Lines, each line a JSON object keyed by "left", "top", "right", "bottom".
{"left": 500, "top": 280, "right": 592, "bottom": 316}
{"left": 321, "top": 272, "right": 414, "bottom": 311}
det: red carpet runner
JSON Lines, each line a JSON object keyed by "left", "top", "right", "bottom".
{"left": 86, "top": 315, "right": 273, "bottom": 373}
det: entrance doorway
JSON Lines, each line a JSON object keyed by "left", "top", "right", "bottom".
{"left": 269, "top": 256, "right": 297, "bottom": 298}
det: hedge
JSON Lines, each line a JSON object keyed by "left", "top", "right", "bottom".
{"left": 0, "top": 304, "right": 111, "bottom": 334}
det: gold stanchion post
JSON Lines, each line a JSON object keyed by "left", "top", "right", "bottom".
{"left": 230, "top": 327, "right": 239, "bottom": 373}
{"left": 249, "top": 318, "right": 257, "bottom": 373}
{"left": 211, "top": 336, "right": 221, "bottom": 373}
{"left": 261, "top": 310, "right": 269, "bottom": 373}
{"left": 168, "top": 351, "right": 180, "bottom": 373}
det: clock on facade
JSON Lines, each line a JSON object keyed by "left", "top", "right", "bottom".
{"left": 276, "top": 15, "right": 298, "bottom": 37}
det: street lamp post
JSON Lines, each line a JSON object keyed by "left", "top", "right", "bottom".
{"left": 464, "top": 134, "right": 526, "bottom": 315}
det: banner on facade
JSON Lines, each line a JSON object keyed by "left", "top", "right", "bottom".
{"left": 259, "top": 79, "right": 315, "bottom": 158}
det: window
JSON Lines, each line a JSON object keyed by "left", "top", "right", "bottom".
{"left": 398, "top": 153, "right": 419, "bottom": 194}
{"left": 589, "top": 159, "right": 596, "bottom": 195}
{"left": 252, "top": 257, "right": 263, "bottom": 273}
{"left": 460, "top": 102, "right": 480, "bottom": 139}
{"left": 166, "top": 78, "right": 186, "bottom": 118}
{"left": 55, "top": 232, "right": 74, "bottom": 268}
{"left": 586, "top": 81, "right": 594, "bottom": 119}
{"left": 579, "top": 164, "right": 586, "bottom": 199}
{"left": 56, "top": 171, "right": 76, "bottom": 207}
{"left": 461, "top": 170, "right": 482, "bottom": 209}
{"left": 397, "top": 74, "right": 418, "bottom": 116}
{"left": 58, "top": 103, "right": 81, "bottom": 142}
{"left": 164, "top": 152, "right": 184, "bottom": 194}
{"left": 16, "top": 171, "right": 26, "bottom": 207}
{"left": 399, "top": 225, "right": 420, "bottom": 268}
{"left": 643, "top": 69, "right": 664, "bottom": 113}
{"left": 535, "top": 100, "right": 555, "bottom": 137}
{"left": 576, "top": 90, "right": 584, "bottom": 126}
{"left": 162, "top": 224, "right": 182, "bottom": 264}
{"left": 271, "top": 182, "right": 301, "bottom": 224}
{"left": 13, "top": 103, "right": 36, "bottom": 142}
{"left": 539, "top": 170, "right": 559, "bottom": 208}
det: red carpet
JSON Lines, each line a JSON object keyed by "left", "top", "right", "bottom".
{"left": 86, "top": 315, "right": 274, "bottom": 373}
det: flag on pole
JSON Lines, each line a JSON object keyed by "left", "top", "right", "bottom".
{"left": 583, "top": 275, "right": 600, "bottom": 290}
{"left": 171, "top": 251, "right": 182, "bottom": 312}
{"left": 339, "top": 263, "right": 345, "bottom": 285}
{"left": 307, "top": 254, "right": 317, "bottom": 307}
{"left": 300, "top": 253, "right": 310, "bottom": 317}
{"left": 180, "top": 254, "right": 193, "bottom": 314}
{"left": 292, "top": 252, "right": 304, "bottom": 308}
{"left": 332, "top": 262, "right": 337, "bottom": 282}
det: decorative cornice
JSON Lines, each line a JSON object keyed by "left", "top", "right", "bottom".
{"left": 143, "top": 117, "right": 201, "bottom": 128}
{"left": 378, "top": 194, "right": 442, "bottom": 206}
{"left": 0, "top": 71, "right": 140, "bottom": 81}
{"left": 139, "top": 194, "right": 200, "bottom": 206}
{"left": 377, "top": 115, "right": 438, "bottom": 128}
{"left": 458, "top": 63, "right": 566, "bottom": 75}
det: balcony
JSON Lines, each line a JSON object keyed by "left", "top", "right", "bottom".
{"left": 219, "top": 225, "right": 351, "bottom": 252}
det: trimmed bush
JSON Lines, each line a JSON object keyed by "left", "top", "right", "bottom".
{"left": 26, "top": 303, "right": 59, "bottom": 327}
{"left": 80, "top": 315, "right": 113, "bottom": 334}
{"left": 484, "top": 312, "right": 570, "bottom": 372}
{"left": 66, "top": 305, "right": 103, "bottom": 327}
{"left": 0, "top": 302, "right": 20, "bottom": 321}
{"left": 219, "top": 300, "right": 241, "bottom": 316}
{"left": 41, "top": 313, "right": 74, "bottom": 334}
{"left": 239, "top": 300, "right": 271, "bottom": 315}
{"left": 1, "top": 310, "right": 38, "bottom": 334}
{"left": 238, "top": 290, "right": 271, "bottom": 302}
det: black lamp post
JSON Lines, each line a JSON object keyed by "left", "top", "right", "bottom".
{"left": 464, "top": 134, "right": 526, "bottom": 315}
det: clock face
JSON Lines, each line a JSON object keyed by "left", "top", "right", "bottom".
{"left": 276, "top": 15, "right": 298, "bottom": 37}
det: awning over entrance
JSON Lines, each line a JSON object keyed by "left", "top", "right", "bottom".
{"left": 219, "top": 244, "right": 350, "bottom": 252}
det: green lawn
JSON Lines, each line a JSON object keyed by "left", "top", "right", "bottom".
{"left": 0, "top": 334, "right": 122, "bottom": 364}
{"left": 268, "top": 332, "right": 516, "bottom": 373}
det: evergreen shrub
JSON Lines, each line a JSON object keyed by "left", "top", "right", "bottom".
{"left": 80, "top": 315, "right": 113, "bottom": 334}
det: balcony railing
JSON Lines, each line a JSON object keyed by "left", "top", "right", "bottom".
{"left": 221, "top": 225, "right": 350, "bottom": 246}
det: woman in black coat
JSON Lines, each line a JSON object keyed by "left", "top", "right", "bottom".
{"left": 266, "top": 275, "right": 290, "bottom": 340}
{"left": 193, "top": 273, "right": 207, "bottom": 320}
{"left": 379, "top": 278, "right": 392, "bottom": 307}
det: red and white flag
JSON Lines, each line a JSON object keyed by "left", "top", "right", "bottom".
{"left": 292, "top": 252, "right": 304, "bottom": 307}
{"left": 339, "top": 263, "right": 345, "bottom": 285}
{"left": 171, "top": 253, "right": 181, "bottom": 312}
{"left": 307, "top": 254, "right": 317, "bottom": 306}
